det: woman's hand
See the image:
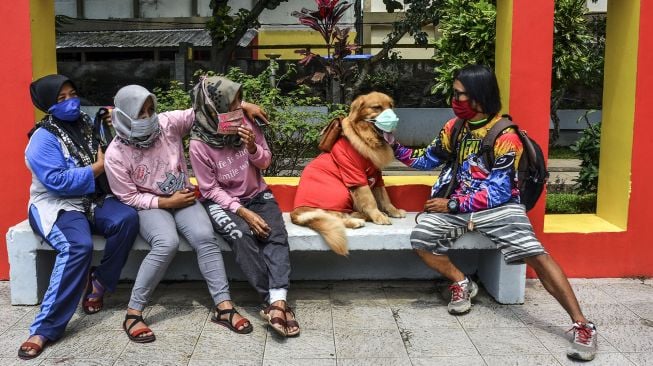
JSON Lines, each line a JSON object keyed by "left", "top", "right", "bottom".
{"left": 237, "top": 207, "right": 271, "bottom": 238}
{"left": 158, "top": 189, "right": 196, "bottom": 209}
{"left": 241, "top": 101, "right": 269, "bottom": 125}
{"left": 237, "top": 126, "right": 257, "bottom": 154}
{"left": 424, "top": 198, "right": 449, "bottom": 213}
{"left": 91, "top": 148, "right": 105, "bottom": 177}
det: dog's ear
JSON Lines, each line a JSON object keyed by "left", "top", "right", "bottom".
{"left": 348, "top": 94, "right": 366, "bottom": 121}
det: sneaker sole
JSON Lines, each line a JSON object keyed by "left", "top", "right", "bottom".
{"left": 567, "top": 350, "right": 596, "bottom": 361}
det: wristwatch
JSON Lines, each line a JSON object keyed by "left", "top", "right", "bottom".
{"left": 447, "top": 198, "right": 459, "bottom": 213}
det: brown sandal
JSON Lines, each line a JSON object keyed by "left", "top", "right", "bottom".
{"left": 284, "top": 305, "right": 301, "bottom": 337}
{"left": 123, "top": 314, "right": 156, "bottom": 343}
{"left": 17, "top": 335, "right": 47, "bottom": 360}
{"left": 259, "top": 304, "right": 287, "bottom": 336}
{"left": 212, "top": 307, "right": 253, "bottom": 334}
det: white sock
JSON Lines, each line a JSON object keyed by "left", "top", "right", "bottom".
{"left": 268, "top": 288, "right": 288, "bottom": 304}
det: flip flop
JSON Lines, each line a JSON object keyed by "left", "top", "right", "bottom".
{"left": 17, "top": 335, "right": 47, "bottom": 360}
{"left": 123, "top": 314, "right": 156, "bottom": 343}
{"left": 211, "top": 307, "right": 253, "bottom": 334}
{"left": 259, "top": 304, "right": 287, "bottom": 337}
{"left": 82, "top": 267, "right": 105, "bottom": 315}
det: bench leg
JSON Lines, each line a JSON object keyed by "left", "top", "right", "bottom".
{"left": 6, "top": 230, "right": 51, "bottom": 305}
{"left": 477, "top": 250, "right": 525, "bottom": 304}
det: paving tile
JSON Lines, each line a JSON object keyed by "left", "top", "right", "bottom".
{"left": 552, "top": 351, "right": 635, "bottom": 365}
{"left": 334, "top": 328, "right": 407, "bottom": 359}
{"left": 114, "top": 359, "right": 189, "bottom": 366}
{"left": 330, "top": 288, "right": 388, "bottom": 306}
{"left": 12, "top": 307, "right": 86, "bottom": 331}
{"left": 381, "top": 280, "right": 434, "bottom": 289}
{"left": 626, "top": 302, "right": 653, "bottom": 321}
{"left": 598, "top": 282, "right": 653, "bottom": 304}
{"left": 0, "top": 282, "right": 12, "bottom": 305}
{"left": 527, "top": 325, "right": 617, "bottom": 353}
{"left": 332, "top": 304, "right": 396, "bottom": 330}
{"left": 264, "top": 328, "right": 335, "bottom": 359}
{"left": 230, "top": 288, "right": 266, "bottom": 306}
{"left": 383, "top": 287, "right": 446, "bottom": 306}
{"left": 153, "top": 287, "right": 214, "bottom": 308}
{"left": 410, "top": 356, "right": 486, "bottom": 366}
{"left": 286, "top": 301, "right": 332, "bottom": 330}
{"left": 100, "top": 288, "right": 133, "bottom": 308}
{"left": 625, "top": 352, "right": 653, "bottom": 366}
{"left": 41, "top": 359, "right": 116, "bottom": 366}
{"left": 524, "top": 280, "right": 617, "bottom": 306}
{"left": 600, "top": 324, "right": 653, "bottom": 353}
{"left": 455, "top": 303, "right": 525, "bottom": 328}
{"left": 401, "top": 327, "right": 477, "bottom": 358}
{"left": 46, "top": 329, "right": 127, "bottom": 359}
{"left": 0, "top": 329, "right": 52, "bottom": 359}
{"left": 120, "top": 330, "right": 198, "bottom": 362}
{"left": 466, "top": 327, "right": 549, "bottom": 356}
{"left": 265, "top": 358, "right": 335, "bottom": 366}
{"left": 145, "top": 305, "right": 209, "bottom": 331}
{"left": 0, "top": 305, "right": 36, "bottom": 333}
{"left": 288, "top": 288, "right": 331, "bottom": 302}
{"left": 0, "top": 357, "right": 44, "bottom": 366}
{"left": 189, "top": 360, "right": 259, "bottom": 366}
{"left": 192, "top": 327, "right": 266, "bottom": 361}
{"left": 509, "top": 303, "right": 571, "bottom": 327}
{"left": 74, "top": 306, "right": 151, "bottom": 331}
{"left": 337, "top": 357, "right": 411, "bottom": 366}
{"left": 580, "top": 303, "right": 642, "bottom": 326}
{"left": 483, "top": 354, "right": 560, "bottom": 366}
{"left": 391, "top": 305, "right": 460, "bottom": 329}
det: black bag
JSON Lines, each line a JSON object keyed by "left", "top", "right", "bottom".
{"left": 448, "top": 115, "right": 549, "bottom": 211}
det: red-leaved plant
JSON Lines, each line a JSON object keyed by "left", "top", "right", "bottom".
{"left": 292, "top": 0, "right": 359, "bottom": 88}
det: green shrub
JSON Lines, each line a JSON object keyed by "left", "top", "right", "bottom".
{"left": 570, "top": 111, "right": 601, "bottom": 194}
{"left": 546, "top": 193, "right": 597, "bottom": 214}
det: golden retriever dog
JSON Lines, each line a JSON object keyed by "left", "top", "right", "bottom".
{"left": 290, "top": 92, "right": 406, "bottom": 256}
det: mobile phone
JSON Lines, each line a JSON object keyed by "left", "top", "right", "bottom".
{"left": 254, "top": 117, "right": 267, "bottom": 127}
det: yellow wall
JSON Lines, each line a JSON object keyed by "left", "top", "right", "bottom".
{"left": 30, "top": 0, "right": 57, "bottom": 120}
{"left": 494, "top": 0, "right": 513, "bottom": 114}
{"left": 596, "top": 0, "right": 640, "bottom": 229}
{"left": 257, "top": 30, "right": 357, "bottom": 60}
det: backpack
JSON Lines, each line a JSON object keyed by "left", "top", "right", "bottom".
{"left": 448, "top": 115, "right": 549, "bottom": 211}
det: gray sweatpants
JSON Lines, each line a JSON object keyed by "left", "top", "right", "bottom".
{"left": 129, "top": 201, "right": 231, "bottom": 311}
{"left": 203, "top": 190, "right": 291, "bottom": 302}
{"left": 411, "top": 203, "right": 547, "bottom": 264}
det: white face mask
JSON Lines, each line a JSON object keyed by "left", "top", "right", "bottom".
{"left": 366, "top": 108, "right": 399, "bottom": 132}
{"left": 113, "top": 108, "right": 160, "bottom": 147}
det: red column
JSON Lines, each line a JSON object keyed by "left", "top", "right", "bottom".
{"left": 0, "top": 2, "right": 35, "bottom": 279}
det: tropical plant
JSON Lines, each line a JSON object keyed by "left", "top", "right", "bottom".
{"left": 206, "top": 0, "right": 288, "bottom": 73}
{"left": 292, "top": 0, "right": 359, "bottom": 104}
{"left": 570, "top": 110, "right": 601, "bottom": 194}
{"left": 550, "top": 0, "right": 594, "bottom": 144}
{"left": 430, "top": 0, "right": 496, "bottom": 98}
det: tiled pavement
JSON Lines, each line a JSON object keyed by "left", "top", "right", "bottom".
{"left": 1, "top": 278, "right": 652, "bottom": 365}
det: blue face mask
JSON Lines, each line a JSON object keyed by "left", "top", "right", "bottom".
{"left": 48, "top": 97, "right": 81, "bottom": 122}
{"left": 367, "top": 108, "right": 399, "bottom": 132}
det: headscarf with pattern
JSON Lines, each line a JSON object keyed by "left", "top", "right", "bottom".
{"left": 190, "top": 76, "right": 243, "bottom": 149}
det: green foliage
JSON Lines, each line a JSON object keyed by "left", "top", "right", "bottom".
{"left": 152, "top": 81, "right": 192, "bottom": 112}
{"left": 570, "top": 111, "right": 601, "bottom": 194}
{"left": 431, "top": 0, "right": 496, "bottom": 98}
{"left": 224, "top": 65, "right": 345, "bottom": 175}
{"left": 546, "top": 193, "right": 597, "bottom": 214}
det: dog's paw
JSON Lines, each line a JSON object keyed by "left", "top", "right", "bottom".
{"left": 370, "top": 211, "right": 392, "bottom": 225}
{"left": 386, "top": 208, "right": 406, "bottom": 218}
{"left": 344, "top": 218, "right": 366, "bottom": 229}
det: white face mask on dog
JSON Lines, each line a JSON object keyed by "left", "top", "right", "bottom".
{"left": 366, "top": 108, "right": 399, "bottom": 132}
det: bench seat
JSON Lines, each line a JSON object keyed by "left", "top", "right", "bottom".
{"left": 6, "top": 213, "right": 525, "bottom": 305}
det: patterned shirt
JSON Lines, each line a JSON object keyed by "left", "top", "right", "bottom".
{"left": 393, "top": 116, "right": 523, "bottom": 213}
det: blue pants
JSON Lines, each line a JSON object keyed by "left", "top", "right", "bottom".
{"left": 27, "top": 197, "right": 138, "bottom": 341}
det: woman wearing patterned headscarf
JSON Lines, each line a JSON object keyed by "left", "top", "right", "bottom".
{"left": 19, "top": 75, "right": 139, "bottom": 360}
{"left": 104, "top": 84, "right": 267, "bottom": 343}
{"left": 189, "top": 76, "right": 299, "bottom": 337}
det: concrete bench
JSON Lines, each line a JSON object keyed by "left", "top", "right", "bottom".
{"left": 6, "top": 213, "right": 525, "bottom": 306}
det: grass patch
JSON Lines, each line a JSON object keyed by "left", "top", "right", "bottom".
{"left": 545, "top": 193, "right": 597, "bottom": 214}
{"left": 548, "top": 146, "right": 577, "bottom": 159}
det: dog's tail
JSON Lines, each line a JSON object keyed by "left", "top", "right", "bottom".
{"left": 291, "top": 208, "right": 348, "bottom": 256}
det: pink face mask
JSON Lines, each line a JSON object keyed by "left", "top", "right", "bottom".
{"left": 451, "top": 99, "right": 478, "bottom": 120}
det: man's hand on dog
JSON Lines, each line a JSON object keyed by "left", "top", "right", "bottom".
{"left": 424, "top": 198, "right": 449, "bottom": 213}
{"left": 238, "top": 126, "right": 257, "bottom": 154}
{"left": 237, "top": 207, "right": 271, "bottom": 238}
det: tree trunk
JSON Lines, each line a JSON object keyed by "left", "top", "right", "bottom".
{"left": 549, "top": 88, "right": 566, "bottom": 146}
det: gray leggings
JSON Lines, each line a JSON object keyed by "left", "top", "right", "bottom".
{"left": 129, "top": 201, "right": 231, "bottom": 311}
